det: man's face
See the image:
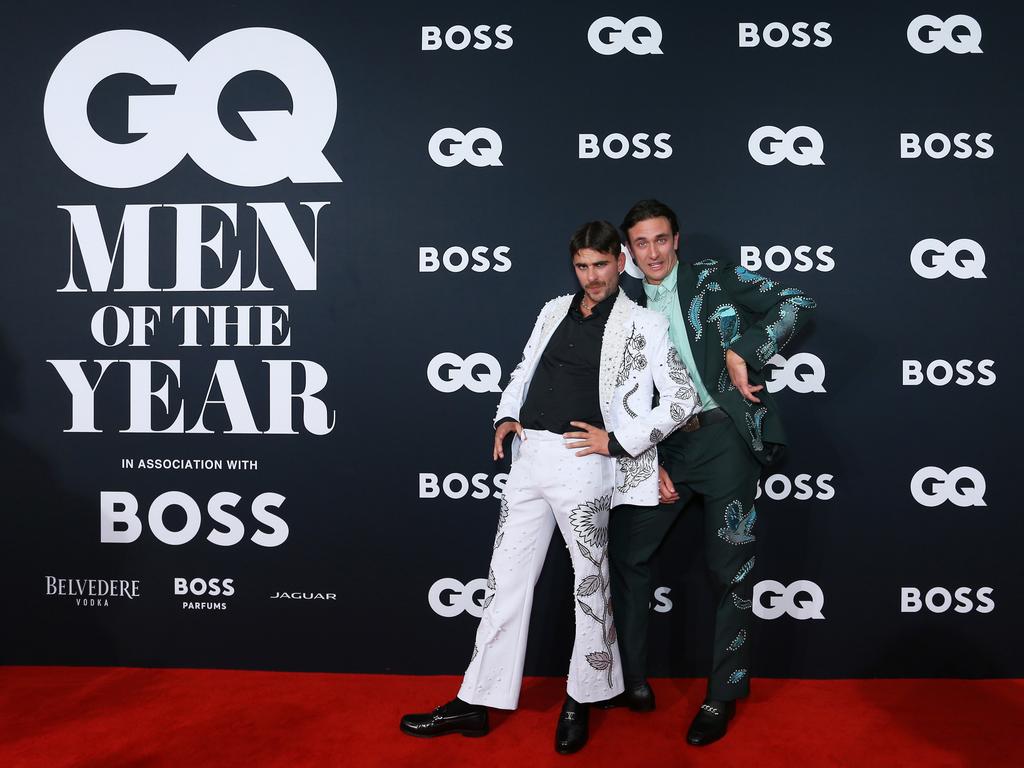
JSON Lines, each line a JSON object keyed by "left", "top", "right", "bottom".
{"left": 573, "top": 248, "right": 624, "bottom": 305}
{"left": 626, "top": 216, "right": 679, "bottom": 285}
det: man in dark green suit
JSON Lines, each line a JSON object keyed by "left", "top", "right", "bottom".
{"left": 605, "top": 199, "right": 816, "bottom": 746}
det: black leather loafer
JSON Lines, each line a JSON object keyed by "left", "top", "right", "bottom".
{"left": 554, "top": 696, "right": 590, "bottom": 754}
{"left": 400, "top": 699, "right": 489, "bottom": 738}
{"left": 595, "top": 681, "right": 656, "bottom": 712}
{"left": 686, "top": 699, "right": 736, "bottom": 746}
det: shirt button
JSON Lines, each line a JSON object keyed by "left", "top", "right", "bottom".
{"left": 569, "top": 343, "right": 575, "bottom": 348}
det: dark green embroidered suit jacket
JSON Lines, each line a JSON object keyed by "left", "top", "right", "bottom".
{"left": 640, "top": 259, "right": 816, "bottom": 466}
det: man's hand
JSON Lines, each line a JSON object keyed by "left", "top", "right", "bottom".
{"left": 563, "top": 421, "right": 611, "bottom": 457}
{"left": 493, "top": 420, "right": 524, "bottom": 460}
{"left": 658, "top": 466, "right": 680, "bottom": 504}
{"left": 725, "top": 349, "right": 764, "bottom": 403}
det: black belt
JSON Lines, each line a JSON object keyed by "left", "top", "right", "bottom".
{"left": 680, "top": 407, "right": 729, "bottom": 433}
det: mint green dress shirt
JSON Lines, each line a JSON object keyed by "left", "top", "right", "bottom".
{"left": 643, "top": 263, "right": 718, "bottom": 410}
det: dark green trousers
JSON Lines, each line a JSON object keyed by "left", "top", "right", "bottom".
{"left": 609, "top": 417, "right": 761, "bottom": 701}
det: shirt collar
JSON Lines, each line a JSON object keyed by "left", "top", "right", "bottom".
{"left": 571, "top": 288, "right": 619, "bottom": 318}
{"left": 643, "top": 262, "right": 679, "bottom": 300}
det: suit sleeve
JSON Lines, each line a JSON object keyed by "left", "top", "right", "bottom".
{"left": 718, "top": 265, "right": 817, "bottom": 373}
{"left": 493, "top": 305, "right": 549, "bottom": 427}
{"left": 612, "top": 316, "right": 702, "bottom": 457}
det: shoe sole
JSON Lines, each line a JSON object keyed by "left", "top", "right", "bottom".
{"left": 400, "top": 724, "right": 489, "bottom": 738}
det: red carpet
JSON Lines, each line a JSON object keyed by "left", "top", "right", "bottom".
{"left": 1, "top": 668, "right": 1022, "bottom": 768}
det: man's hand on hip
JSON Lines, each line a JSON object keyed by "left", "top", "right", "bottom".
{"left": 494, "top": 420, "right": 524, "bottom": 460}
{"left": 564, "top": 421, "right": 611, "bottom": 457}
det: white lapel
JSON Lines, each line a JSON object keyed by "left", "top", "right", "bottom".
{"left": 598, "top": 290, "right": 634, "bottom": 419}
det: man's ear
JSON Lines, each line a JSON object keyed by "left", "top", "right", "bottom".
{"left": 617, "top": 251, "right": 626, "bottom": 274}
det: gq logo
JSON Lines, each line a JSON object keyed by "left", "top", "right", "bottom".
{"left": 753, "top": 580, "right": 825, "bottom": 620}
{"left": 910, "top": 239, "right": 986, "bottom": 279}
{"left": 44, "top": 29, "right": 340, "bottom": 188}
{"left": 765, "top": 353, "right": 826, "bottom": 394}
{"left": 748, "top": 126, "right": 824, "bottom": 166}
{"left": 588, "top": 16, "right": 663, "bottom": 55}
{"left": 427, "top": 353, "right": 502, "bottom": 393}
{"left": 907, "top": 15, "right": 983, "bottom": 54}
{"left": 901, "top": 587, "right": 994, "bottom": 613}
{"left": 428, "top": 127, "right": 503, "bottom": 167}
{"left": 429, "top": 577, "right": 487, "bottom": 617}
{"left": 910, "top": 467, "right": 986, "bottom": 508}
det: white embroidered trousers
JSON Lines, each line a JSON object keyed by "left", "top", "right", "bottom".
{"left": 458, "top": 429, "right": 625, "bottom": 709}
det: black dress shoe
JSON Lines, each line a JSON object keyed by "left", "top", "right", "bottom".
{"left": 400, "top": 698, "right": 489, "bottom": 738}
{"left": 595, "top": 681, "right": 656, "bottom": 712}
{"left": 686, "top": 699, "right": 736, "bottom": 746}
{"left": 554, "top": 696, "right": 590, "bottom": 754}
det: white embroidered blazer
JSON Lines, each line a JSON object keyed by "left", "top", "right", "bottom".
{"left": 494, "top": 290, "right": 702, "bottom": 507}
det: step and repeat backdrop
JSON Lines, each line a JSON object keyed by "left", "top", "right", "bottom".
{"left": 1, "top": 2, "right": 1020, "bottom": 678}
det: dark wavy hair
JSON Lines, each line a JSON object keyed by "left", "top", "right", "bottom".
{"left": 620, "top": 199, "right": 679, "bottom": 241}
{"left": 568, "top": 220, "right": 622, "bottom": 263}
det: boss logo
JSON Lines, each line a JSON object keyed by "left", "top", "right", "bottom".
{"left": 738, "top": 22, "right": 832, "bottom": 48}
{"left": 900, "top": 133, "right": 993, "bottom": 159}
{"left": 427, "top": 353, "right": 502, "bottom": 393}
{"left": 740, "top": 245, "right": 835, "bottom": 273}
{"left": 419, "top": 473, "right": 508, "bottom": 500}
{"left": 907, "top": 15, "right": 982, "bottom": 54}
{"left": 578, "top": 133, "right": 672, "bottom": 159}
{"left": 174, "top": 577, "right": 235, "bottom": 597}
{"left": 44, "top": 29, "right": 340, "bottom": 188}
{"left": 901, "top": 587, "right": 994, "bottom": 614}
{"left": 902, "top": 359, "right": 995, "bottom": 386}
{"left": 910, "top": 238, "right": 986, "bottom": 279}
{"left": 753, "top": 579, "right": 825, "bottom": 620}
{"left": 101, "top": 491, "right": 288, "bottom": 546}
{"left": 429, "top": 577, "right": 487, "bottom": 617}
{"left": 756, "top": 473, "right": 835, "bottom": 501}
{"left": 428, "top": 127, "right": 503, "bottom": 168}
{"left": 748, "top": 126, "right": 824, "bottom": 166}
{"left": 765, "top": 353, "right": 827, "bottom": 394}
{"left": 421, "top": 24, "right": 513, "bottom": 51}
{"left": 910, "top": 466, "right": 986, "bottom": 508}
{"left": 419, "top": 246, "right": 512, "bottom": 273}
{"left": 588, "top": 16, "right": 663, "bottom": 56}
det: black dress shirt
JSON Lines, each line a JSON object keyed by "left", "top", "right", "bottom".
{"left": 511, "top": 290, "right": 625, "bottom": 456}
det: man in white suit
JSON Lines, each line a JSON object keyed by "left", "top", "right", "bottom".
{"left": 401, "top": 221, "right": 700, "bottom": 754}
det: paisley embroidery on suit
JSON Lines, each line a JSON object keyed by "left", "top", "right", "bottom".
{"left": 757, "top": 293, "right": 816, "bottom": 365}
{"left": 481, "top": 567, "right": 496, "bottom": 610}
{"left": 649, "top": 428, "right": 664, "bottom": 444}
{"left": 717, "top": 500, "right": 757, "bottom": 546}
{"left": 670, "top": 402, "right": 689, "bottom": 422}
{"left": 727, "top": 630, "right": 747, "bottom": 652}
{"left": 734, "top": 266, "right": 776, "bottom": 293}
{"left": 687, "top": 281, "right": 722, "bottom": 341}
{"left": 615, "top": 324, "right": 648, "bottom": 386}
{"left": 728, "top": 669, "right": 749, "bottom": 684}
{"left": 617, "top": 449, "right": 656, "bottom": 492}
{"left": 666, "top": 347, "right": 698, "bottom": 402}
{"left": 732, "top": 594, "right": 752, "bottom": 610}
{"left": 732, "top": 556, "right": 755, "bottom": 584}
